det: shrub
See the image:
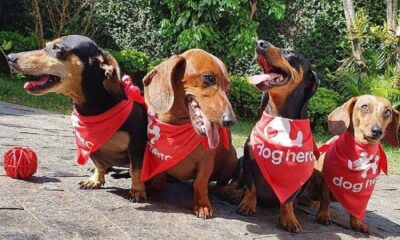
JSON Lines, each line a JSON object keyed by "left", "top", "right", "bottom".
{"left": 308, "top": 87, "right": 342, "bottom": 131}
{"left": 229, "top": 76, "right": 261, "bottom": 120}
{"left": 0, "top": 31, "right": 37, "bottom": 53}
{"left": 112, "top": 49, "right": 151, "bottom": 90}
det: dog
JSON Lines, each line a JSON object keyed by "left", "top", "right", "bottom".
{"left": 235, "top": 40, "right": 319, "bottom": 232}
{"left": 303, "top": 95, "right": 399, "bottom": 234}
{"left": 7, "top": 35, "right": 148, "bottom": 202}
{"left": 141, "top": 49, "right": 238, "bottom": 218}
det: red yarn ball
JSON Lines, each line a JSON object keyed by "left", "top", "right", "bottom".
{"left": 3, "top": 147, "right": 37, "bottom": 179}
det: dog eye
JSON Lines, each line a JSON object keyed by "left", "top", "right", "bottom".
{"left": 202, "top": 74, "right": 216, "bottom": 86}
{"left": 361, "top": 104, "right": 369, "bottom": 113}
{"left": 383, "top": 108, "right": 392, "bottom": 117}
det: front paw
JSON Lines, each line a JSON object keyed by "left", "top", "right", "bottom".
{"left": 79, "top": 178, "right": 104, "bottom": 189}
{"left": 128, "top": 188, "right": 147, "bottom": 202}
{"left": 280, "top": 216, "right": 302, "bottom": 233}
{"left": 316, "top": 210, "right": 331, "bottom": 225}
{"left": 237, "top": 199, "right": 256, "bottom": 216}
{"left": 351, "top": 218, "right": 371, "bottom": 235}
{"left": 193, "top": 204, "right": 213, "bottom": 219}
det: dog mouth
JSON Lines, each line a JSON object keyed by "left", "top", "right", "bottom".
{"left": 249, "top": 55, "right": 289, "bottom": 88}
{"left": 23, "top": 74, "right": 61, "bottom": 94}
{"left": 187, "top": 96, "right": 220, "bottom": 149}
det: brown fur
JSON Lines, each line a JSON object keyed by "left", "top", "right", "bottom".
{"left": 143, "top": 49, "right": 237, "bottom": 218}
{"left": 307, "top": 95, "right": 400, "bottom": 234}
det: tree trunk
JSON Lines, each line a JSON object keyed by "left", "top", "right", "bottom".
{"left": 32, "top": 0, "right": 45, "bottom": 48}
{"left": 342, "top": 0, "right": 368, "bottom": 78}
{"left": 387, "top": 0, "right": 394, "bottom": 31}
{"left": 249, "top": 0, "right": 258, "bottom": 20}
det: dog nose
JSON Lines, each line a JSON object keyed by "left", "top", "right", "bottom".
{"left": 221, "top": 113, "right": 236, "bottom": 128}
{"left": 256, "top": 40, "right": 272, "bottom": 50}
{"left": 371, "top": 126, "right": 383, "bottom": 138}
{"left": 7, "top": 53, "right": 18, "bottom": 64}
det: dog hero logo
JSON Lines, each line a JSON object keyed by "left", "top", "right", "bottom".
{"left": 332, "top": 152, "right": 380, "bottom": 192}
{"left": 71, "top": 114, "right": 94, "bottom": 149}
{"left": 147, "top": 112, "right": 172, "bottom": 161}
{"left": 254, "top": 115, "right": 316, "bottom": 165}
{"left": 264, "top": 117, "right": 303, "bottom": 147}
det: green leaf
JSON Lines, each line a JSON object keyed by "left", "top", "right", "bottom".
{"left": 2, "top": 40, "right": 12, "bottom": 51}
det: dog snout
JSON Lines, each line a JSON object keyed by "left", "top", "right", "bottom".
{"left": 256, "top": 40, "right": 272, "bottom": 54}
{"left": 221, "top": 112, "right": 236, "bottom": 128}
{"left": 7, "top": 53, "right": 18, "bottom": 64}
{"left": 371, "top": 126, "right": 383, "bottom": 138}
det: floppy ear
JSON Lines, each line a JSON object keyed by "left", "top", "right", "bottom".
{"left": 143, "top": 55, "right": 184, "bottom": 113}
{"left": 384, "top": 109, "right": 400, "bottom": 147}
{"left": 310, "top": 70, "right": 319, "bottom": 96}
{"left": 328, "top": 97, "right": 357, "bottom": 135}
{"left": 96, "top": 51, "right": 124, "bottom": 98}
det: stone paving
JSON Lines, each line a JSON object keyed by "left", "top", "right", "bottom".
{"left": 0, "top": 101, "right": 399, "bottom": 239}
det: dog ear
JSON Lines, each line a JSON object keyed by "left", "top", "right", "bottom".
{"left": 328, "top": 97, "right": 357, "bottom": 135}
{"left": 143, "top": 55, "right": 184, "bottom": 113}
{"left": 96, "top": 51, "right": 124, "bottom": 98}
{"left": 384, "top": 109, "right": 400, "bottom": 147}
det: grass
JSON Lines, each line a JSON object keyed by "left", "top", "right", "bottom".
{"left": 1, "top": 74, "right": 399, "bottom": 174}
{"left": 0, "top": 74, "right": 71, "bottom": 114}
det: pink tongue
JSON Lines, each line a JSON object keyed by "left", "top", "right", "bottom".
{"left": 202, "top": 112, "right": 220, "bottom": 149}
{"left": 249, "top": 73, "right": 281, "bottom": 85}
{"left": 24, "top": 75, "right": 50, "bottom": 90}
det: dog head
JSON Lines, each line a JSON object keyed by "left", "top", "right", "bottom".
{"left": 7, "top": 35, "right": 123, "bottom": 103}
{"left": 328, "top": 95, "right": 400, "bottom": 146}
{"left": 249, "top": 40, "right": 318, "bottom": 116}
{"left": 143, "top": 49, "right": 236, "bottom": 148}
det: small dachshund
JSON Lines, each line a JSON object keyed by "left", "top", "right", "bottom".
{"left": 7, "top": 35, "right": 148, "bottom": 202}
{"left": 235, "top": 40, "right": 319, "bottom": 232}
{"left": 304, "top": 95, "right": 399, "bottom": 234}
{"left": 142, "top": 49, "right": 238, "bottom": 218}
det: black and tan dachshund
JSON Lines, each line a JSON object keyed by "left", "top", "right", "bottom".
{"left": 7, "top": 35, "right": 148, "bottom": 202}
{"left": 233, "top": 40, "right": 319, "bottom": 233}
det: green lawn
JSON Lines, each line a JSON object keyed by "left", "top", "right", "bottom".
{"left": 1, "top": 74, "right": 399, "bottom": 174}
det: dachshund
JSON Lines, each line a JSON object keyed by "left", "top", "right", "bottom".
{"left": 234, "top": 40, "right": 319, "bottom": 233}
{"left": 303, "top": 95, "right": 399, "bottom": 234}
{"left": 7, "top": 35, "right": 148, "bottom": 202}
{"left": 142, "top": 49, "right": 238, "bottom": 218}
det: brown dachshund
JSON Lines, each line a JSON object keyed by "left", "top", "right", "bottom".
{"left": 7, "top": 35, "right": 148, "bottom": 202}
{"left": 304, "top": 95, "right": 399, "bottom": 234}
{"left": 142, "top": 49, "right": 238, "bottom": 218}
{"left": 233, "top": 40, "right": 319, "bottom": 233}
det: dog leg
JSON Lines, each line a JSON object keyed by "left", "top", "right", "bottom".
{"left": 316, "top": 179, "right": 332, "bottom": 225}
{"left": 193, "top": 159, "right": 214, "bottom": 219}
{"left": 128, "top": 167, "right": 147, "bottom": 202}
{"left": 147, "top": 173, "right": 168, "bottom": 201}
{"left": 79, "top": 158, "right": 106, "bottom": 189}
{"left": 237, "top": 183, "right": 257, "bottom": 216}
{"left": 350, "top": 215, "right": 371, "bottom": 235}
{"left": 280, "top": 201, "right": 302, "bottom": 233}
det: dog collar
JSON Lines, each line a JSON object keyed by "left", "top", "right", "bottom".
{"left": 250, "top": 112, "right": 319, "bottom": 203}
{"left": 140, "top": 112, "right": 229, "bottom": 182}
{"left": 320, "top": 131, "right": 387, "bottom": 219}
{"left": 71, "top": 75, "right": 145, "bottom": 165}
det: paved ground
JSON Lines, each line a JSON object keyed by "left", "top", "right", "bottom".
{"left": 0, "top": 101, "right": 400, "bottom": 240}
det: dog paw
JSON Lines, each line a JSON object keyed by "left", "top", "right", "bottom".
{"left": 237, "top": 201, "right": 256, "bottom": 216}
{"left": 351, "top": 220, "right": 371, "bottom": 235}
{"left": 279, "top": 217, "right": 302, "bottom": 233}
{"left": 128, "top": 188, "right": 147, "bottom": 203}
{"left": 79, "top": 179, "right": 104, "bottom": 189}
{"left": 193, "top": 204, "right": 213, "bottom": 219}
{"left": 316, "top": 211, "right": 331, "bottom": 225}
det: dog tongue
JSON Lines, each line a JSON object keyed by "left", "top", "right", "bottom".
{"left": 24, "top": 75, "right": 50, "bottom": 90}
{"left": 202, "top": 112, "right": 220, "bottom": 149}
{"left": 249, "top": 73, "right": 281, "bottom": 85}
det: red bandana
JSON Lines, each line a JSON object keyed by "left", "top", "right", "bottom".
{"left": 250, "top": 112, "right": 319, "bottom": 203}
{"left": 319, "top": 131, "right": 387, "bottom": 220}
{"left": 71, "top": 75, "right": 145, "bottom": 165}
{"left": 140, "top": 112, "right": 229, "bottom": 182}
